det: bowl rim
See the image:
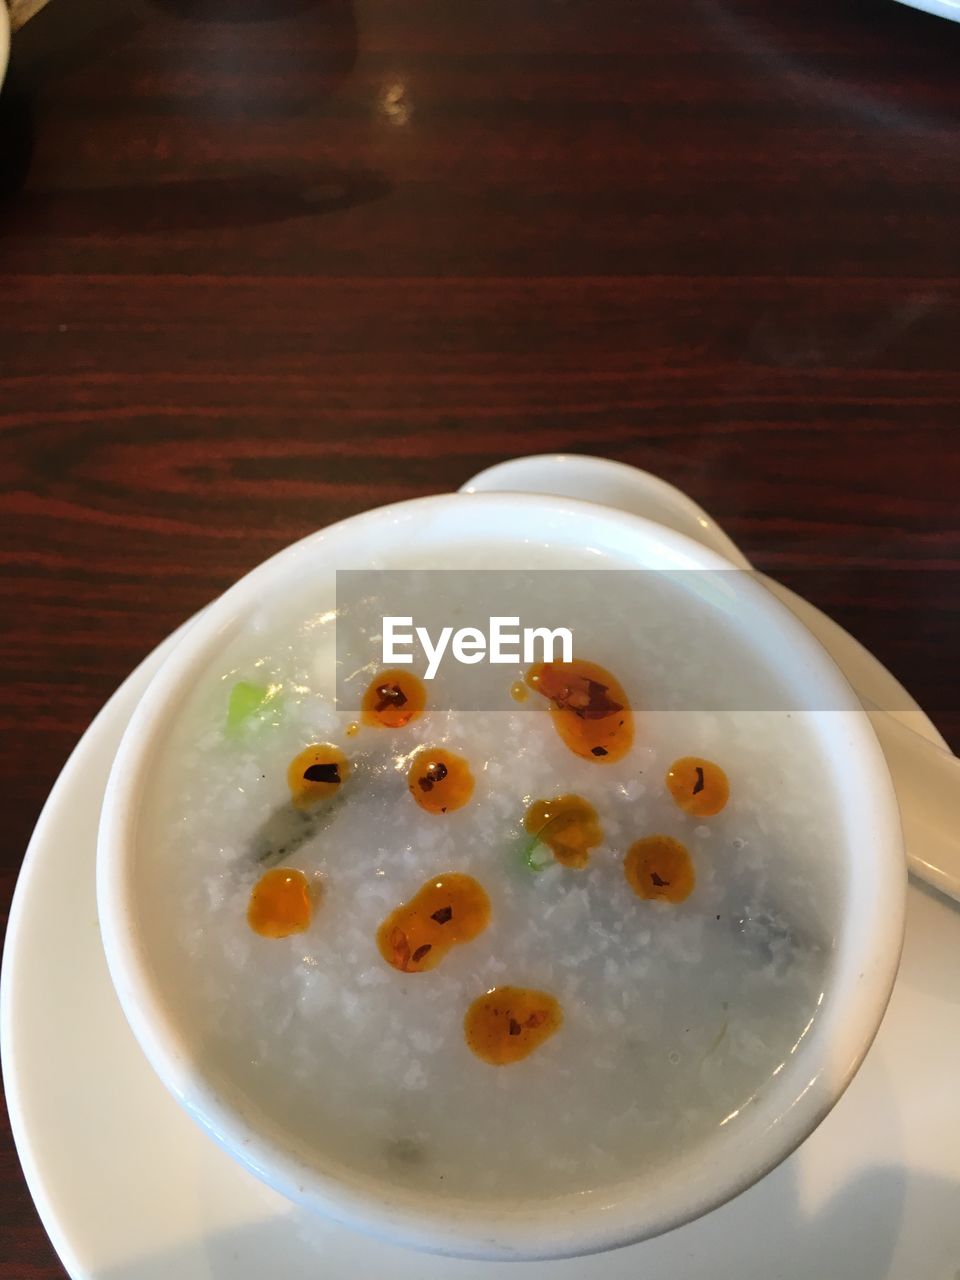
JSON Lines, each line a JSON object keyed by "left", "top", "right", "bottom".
{"left": 96, "top": 490, "right": 906, "bottom": 1260}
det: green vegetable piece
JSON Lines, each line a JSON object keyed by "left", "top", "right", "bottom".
{"left": 517, "top": 812, "right": 567, "bottom": 875}
{"left": 226, "top": 680, "right": 280, "bottom": 735}
{"left": 524, "top": 836, "right": 554, "bottom": 874}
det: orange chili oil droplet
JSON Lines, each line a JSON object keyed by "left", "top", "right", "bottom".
{"left": 665, "top": 756, "right": 729, "bottom": 817}
{"left": 464, "top": 986, "right": 563, "bottom": 1065}
{"left": 346, "top": 721, "right": 360, "bottom": 738}
{"left": 361, "top": 669, "right": 426, "bottom": 729}
{"left": 624, "top": 835, "right": 695, "bottom": 904}
{"left": 287, "top": 743, "right": 349, "bottom": 810}
{"left": 376, "top": 873, "right": 490, "bottom": 973}
{"left": 510, "top": 680, "right": 529, "bottom": 703}
{"left": 247, "top": 867, "right": 314, "bottom": 937}
{"left": 407, "top": 747, "right": 475, "bottom": 815}
{"left": 525, "top": 659, "right": 633, "bottom": 762}
{"left": 523, "top": 794, "right": 603, "bottom": 869}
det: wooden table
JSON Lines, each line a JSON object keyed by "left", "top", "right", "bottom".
{"left": 1, "top": 0, "right": 958, "bottom": 1273}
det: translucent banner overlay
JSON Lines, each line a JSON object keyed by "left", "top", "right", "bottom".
{"left": 334, "top": 569, "right": 958, "bottom": 714}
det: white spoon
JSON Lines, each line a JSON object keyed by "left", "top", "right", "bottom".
{"left": 461, "top": 453, "right": 960, "bottom": 905}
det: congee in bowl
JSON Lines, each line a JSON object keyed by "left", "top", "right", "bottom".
{"left": 98, "top": 495, "right": 903, "bottom": 1257}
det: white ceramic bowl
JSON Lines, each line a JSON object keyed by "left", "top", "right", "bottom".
{"left": 96, "top": 492, "right": 905, "bottom": 1260}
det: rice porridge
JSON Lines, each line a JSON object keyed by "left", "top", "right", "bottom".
{"left": 137, "top": 549, "right": 839, "bottom": 1200}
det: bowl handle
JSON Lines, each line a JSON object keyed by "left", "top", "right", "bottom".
{"left": 460, "top": 453, "right": 752, "bottom": 569}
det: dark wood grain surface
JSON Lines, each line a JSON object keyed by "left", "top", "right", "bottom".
{"left": 1, "top": 0, "right": 958, "bottom": 1273}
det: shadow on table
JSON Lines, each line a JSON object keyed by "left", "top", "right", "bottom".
{"left": 0, "top": 0, "right": 143, "bottom": 200}
{"left": 150, "top": 0, "right": 321, "bottom": 20}
{"left": 0, "top": 0, "right": 359, "bottom": 201}
{"left": 4, "top": 0, "right": 144, "bottom": 90}
{"left": 0, "top": 167, "right": 391, "bottom": 234}
{"left": 700, "top": 0, "right": 960, "bottom": 136}
{"left": 0, "top": 69, "right": 34, "bottom": 199}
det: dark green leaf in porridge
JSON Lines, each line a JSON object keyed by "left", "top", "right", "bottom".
{"left": 252, "top": 803, "right": 319, "bottom": 866}
{"left": 253, "top": 748, "right": 363, "bottom": 865}
{"left": 251, "top": 787, "right": 350, "bottom": 866}
{"left": 385, "top": 1137, "right": 426, "bottom": 1166}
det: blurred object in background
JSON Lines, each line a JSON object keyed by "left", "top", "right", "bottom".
{"left": 8, "top": 0, "right": 52, "bottom": 32}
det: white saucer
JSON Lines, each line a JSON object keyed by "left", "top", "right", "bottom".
{"left": 3, "top": 586, "right": 960, "bottom": 1280}
{"left": 894, "top": 0, "right": 960, "bottom": 22}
